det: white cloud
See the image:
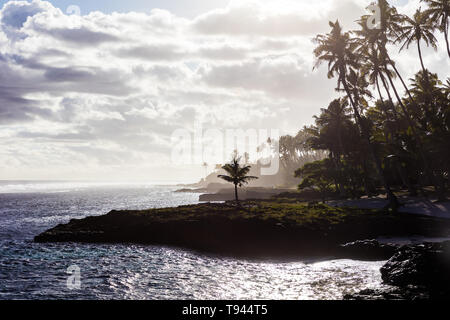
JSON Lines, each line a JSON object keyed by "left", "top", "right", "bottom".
{"left": 0, "top": 0, "right": 447, "bottom": 181}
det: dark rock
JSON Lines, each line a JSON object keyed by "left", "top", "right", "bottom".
{"left": 339, "top": 239, "right": 398, "bottom": 261}
{"left": 34, "top": 202, "right": 450, "bottom": 261}
{"left": 174, "top": 188, "right": 207, "bottom": 193}
{"left": 346, "top": 241, "right": 450, "bottom": 300}
{"left": 381, "top": 241, "right": 450, "bottom": 290}
{"left": 344, "top": 286, "right": 430, "bottom": 300}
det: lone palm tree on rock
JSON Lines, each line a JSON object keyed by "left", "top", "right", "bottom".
{"left": 218, "top": 156, "right": 258, "bottom": 204}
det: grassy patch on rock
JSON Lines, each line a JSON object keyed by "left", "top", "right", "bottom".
{"left": 35, "top": 201, "right": 450, "bottom": 259}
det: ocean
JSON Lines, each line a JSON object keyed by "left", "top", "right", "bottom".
{"left": 0, "top": 181, "right": 388, "bottom": 300}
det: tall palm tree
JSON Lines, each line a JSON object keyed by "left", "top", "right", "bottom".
{"left": 409, "top": 70, "right": 448, "bottom": 201}
{"left": 314, "top": 21, "right": 398, "bottom": 209}
{"left": 395, "top": 9, "right": 438, "bottom": 72}
{"left": 410, "top": 70, "right": 445, "bottom": 125}
{"left": 314, "top": 99, "right": 352, "bottom": 195}
{"left": 359, "top": 47, "right": 421, "bottom": 194}
{"left": 355, "top": 6, "right": 413, "bottom": 115}
{"left": 360, "top": 46, "right": 400, "bottom": 120}
{"left": 218, "top": 156, "right": 258, "bottom": 204}
{"left": 361, "top": 1, "right": 408, "bottom": 90}
{"left": 422, "top": 0, "right": 450, "bottom": 58}
{"left": 357, "top": 7, "right": 438, "bottom": 196}
{"left": 314, "top": 99, "right": 352, "bottom": 155}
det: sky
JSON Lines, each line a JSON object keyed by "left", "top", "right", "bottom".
{"left": 0, "top": 0, "right": 448, "bottom": 182}
{"left": 0, "top": 0, "right": 231, "bottom": 17}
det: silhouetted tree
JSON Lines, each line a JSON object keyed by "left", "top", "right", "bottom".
{"left": 218, "top": 155, "right": 258, "bottom": 204}
{"left": 314, "top": 20, "right": 399, "bottom": 209}
{"left": 395, "top": 9, "right": 438, "bottom": 72}
{"left": 422, "top": 0, "right": 450, "bottom": 58}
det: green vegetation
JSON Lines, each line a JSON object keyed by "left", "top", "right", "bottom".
{"left": 36, "top": 201, "right": 450, "bottom": 258}
{"left": 123, "top": 201, "right": 361, "bottom": 226}
{"left": 286, "top": 0, "right": 449, "bottom": 207}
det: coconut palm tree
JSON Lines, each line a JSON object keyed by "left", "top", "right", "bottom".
{"left": 218, "top": 156, "right": 258, "bottom": 204}
{"left": 357, "top": 2, "right": 418, "bottom": 104}
{"left": 422, "top": 0, "right": 450, "bottom": 58}
{"left": 360, "top": 47, "right": 399, "bottom": 120}
{"left": 395, "top": 9, "right": 438, "bottom": 72}
{"left": 444, "top": 78, "right": 450, "bottom": 98}
{"left": 314, "top": 99, "right": 352, "bottom": 155}
{"left": 314, "top": 20, "right": 398, "bottom": 209}
{"left": 356, "top": 6, "right": 415, "bottom": 113}
{"left": 357, "top": 7, "right": 440, "bottom": 196}
{"left": 314, "top": 99, "right": 352, "bottom": 195}
{"left": 409, "top": 70, "right": 448, "bottom": 200}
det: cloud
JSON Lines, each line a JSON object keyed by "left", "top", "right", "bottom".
{"left": 0, "top": 0, "right": 447, "bottom": 181}
{"left": 198, "top": 54, "right": 335, "bottom": 100}
{"left": 0, "top": 0, "right": 47, "bottom": 28}
{"left": 116, "top": 44, "right": 187, "bottom": 61}
{"left": 38, "top": 26, "right": 119, "bottom": 45}
{"left": 191, "top": 0, "right": 367, "bottom": 36}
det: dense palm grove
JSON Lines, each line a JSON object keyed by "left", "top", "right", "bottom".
{"left": 291, "top": 0, "right": 449, "bottom": 208}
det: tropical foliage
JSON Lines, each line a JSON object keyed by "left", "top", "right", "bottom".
{"left": 295, "top": 0, "right": 450, "bottom": 207}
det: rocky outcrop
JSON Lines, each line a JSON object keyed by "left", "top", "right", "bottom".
{"left": 344, "top": 286, "right": 430, "bottom": 300}
{"left": 346, "top": 241, "right": 450, "bottom": 300}
{"left": 339, "top": 240, "right": 398, "bottom": 261}
{"left": 381, "top": 242, "right": 450, "bottom": 292}
{"left": 199, "top": 188, "right": 291, "bottom": 202}
{"left": 34, "top": 202, "right": 450, "bottom": 260}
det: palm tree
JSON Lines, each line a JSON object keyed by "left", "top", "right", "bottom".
{"left": 395, "top": 9, "right": 438, "bottom": 72}
{"left": 218, "top": 156, "right": 258, "bottom": 204}
{"left": 422, "top": 0, "right": 450, "bottom": 58}
{"left": 360, "top": 47, "right": 400, "bottom": 120}
{"left": 444, "top": 78, "right": 450, "bottom": 98}
{"left": 314, "top": 99, "right": 352, "bottom": 195}
{"left": 409, "top": 70, "right": 448, "bottom": 201}
{"left": 410, "top": 70, "right": 445, "bottom": 127}
{"left": 356, "top": 5, "right": 415, "bottom": 116}
{"left": 357, "top": 7, "right": 439, "bottom": 196}
{"left": 202, "top": 162, "right": 208, "bottom": 178}
{"left": 314, "top": 99, "right": 351, "bottom": 155}
{"left": 314, "top": 20, "right": 398, "bottom": 209}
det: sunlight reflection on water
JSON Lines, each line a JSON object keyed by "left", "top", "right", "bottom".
{"left": 0, "top": 183, "right": 390, "bottom": 300}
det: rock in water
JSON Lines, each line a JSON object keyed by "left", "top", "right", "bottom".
{"left": 344, "top": 286, "right": 430, "bottom": 300}
{"left": 339, "top": 239, "right": 398, "bottom": 261}
{"left": 380, "top": 241, "right": 450, "bottom": 297}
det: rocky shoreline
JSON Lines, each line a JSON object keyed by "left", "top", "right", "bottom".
{"left": 35, "top": 201, "right": 450, "bottom": 257}
{"left": 345, "top": 241, "right": 450, "bottom": 300}
{"left": 34, "top": 201, "right": 450, "bottom": 299}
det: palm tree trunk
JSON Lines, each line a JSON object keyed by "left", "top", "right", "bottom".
{"left": 336, "top": 130, "right": 347, "bottom": 197}
{"left": 444, "top": 24, "right": 450, "bottom": 59}
{"left": 234, "top": 184, "right": 239, "bottom": 203}
{"left": 417, "top": 40, "right": 426, "bottom": 73}
{"left": 340, "top": 70, "right": 398, "bottom": 210}
{"left": 362, "top": 158, "right": 372, "bottom": 197}
{"left": 375, "top": 76, "right": 384, "bottom": 106}
{"left": 385, "top": 71, "right": 408, "bottom": 117}
{"left": 379, "top": 73, "right": 400, "bottom": 121}
{"left": 386, "top": 57, "right": 415, "bottom": 104}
